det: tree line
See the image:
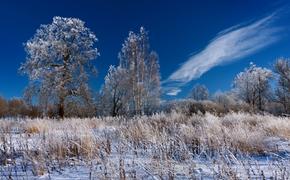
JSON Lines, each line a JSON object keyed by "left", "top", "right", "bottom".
{"left": 189, "top": 60, "right": 290, "bottom": 115}
{"left": 0, "top": 16, "right": 289, "bottom": 118}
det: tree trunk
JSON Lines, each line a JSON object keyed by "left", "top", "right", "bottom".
{"left": 58, "top": 96, "right": 65, "bottom": 119}
{"left": 257, "top": 77, "right": 263, "bottom": 111}
{"left": 112, "top": 100, "right": 117, "bottom": 117}
{"left": 58, "top": 51, "right": 69, "bottom": 119}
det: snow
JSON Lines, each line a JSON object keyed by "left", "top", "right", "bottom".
{"left": 1, "top": 114, "right": 290, "bottom": 179}
{"left": 1, "top": 133, "right": 289, "bottom": 179}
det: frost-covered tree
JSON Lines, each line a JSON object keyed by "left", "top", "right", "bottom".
{"left": 213, "top": 91, "right": 236, "bottom": 108}
{"left": 143, "top": 51, "right": 161, "bottom": 114}
{"left": 118, "top": 27, "right": 161, "bottom": 115}
{"left": 274, "top": 58, "right": 290, "bottom": 114}
{"left": 99, "top": 66, "right": 129, "bottom": 116}
{"left": 190, "top": 84, "right": 209, "bottom": 101}
{"left": 233, "top": 63, "right": 272, "bottom": 111}
{"left": 212, "top": 90, "right": 250, "bottom": 112}
{"left": 19, "top": 17, "right": 99, "bottom": 118}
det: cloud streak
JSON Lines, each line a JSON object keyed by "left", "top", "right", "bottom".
{"left": 166, "top": 88, "right": 181, "bottom": 96}
{"left": 165, "top": 13, "right": 283, "bottom": 96}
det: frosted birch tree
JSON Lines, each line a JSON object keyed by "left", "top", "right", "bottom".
{"left": 19, "top": 16, "right": 99, "bottom": 118}
{"left": 143, "top": 51, "right": 161, "bottom": 114}
{"left": 233, "top": 63, "right": 272, "bottom": 111}
{"left": 118, "top": 27, "right": 161, "bottom": 115}
{"left": 274, "top": 58, "right": 290, "bottom": 114}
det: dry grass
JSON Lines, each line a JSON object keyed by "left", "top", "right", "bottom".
{"left": 0, "top": 112, "right": 290, "bottom": 178}
{"left": 120, "top": 112, "right": 290, "bottom": 154}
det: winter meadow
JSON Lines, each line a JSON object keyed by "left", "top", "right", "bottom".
{"left": 1, "top": 2, "right": 290, "bottom": 179}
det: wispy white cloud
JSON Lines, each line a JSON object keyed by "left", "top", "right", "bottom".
{"left": 166, "top": 88, "right": 181, "bottom": 96}
{"left": 164, "top": 13, "right": 283, "bottom": 96}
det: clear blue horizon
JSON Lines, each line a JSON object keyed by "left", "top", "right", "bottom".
{"left": 1, "top": 0, "right": 290, "bottom": 100}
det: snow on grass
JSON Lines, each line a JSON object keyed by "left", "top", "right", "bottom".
{"left": 0, "top": 112, "right": 290, "bottom": 179}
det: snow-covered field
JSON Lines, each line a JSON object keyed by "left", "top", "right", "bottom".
{"left": 1, "top": 112, "right": 290, "bottom": 179}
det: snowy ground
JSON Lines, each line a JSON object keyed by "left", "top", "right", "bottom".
{"left": 1, "top": 113, "right": 290, "bottom": 179}
{"left": 1, "top": 140, "right": 289, "bottom": 179}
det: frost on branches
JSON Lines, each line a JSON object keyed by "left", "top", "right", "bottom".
{"left": 19, "top": 16, "right": 99, "bottom": 118}
{"left": 99, "top": 66, "right": 130, "bottom": 116}
{"left": 190, "top": 84, "right": 209, "bottom": 101}
{"left": 233, "top": 62, "right": 272, "bottom": 111}
{"left": 275, "top": 58, "right": 290, "bottom": 113}
{"left": 100, "top": 27, "right": 161, "bottom": 116}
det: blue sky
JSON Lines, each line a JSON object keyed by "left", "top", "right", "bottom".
{"left": 0, "top": 0, "right": 290, "bottom": 99}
